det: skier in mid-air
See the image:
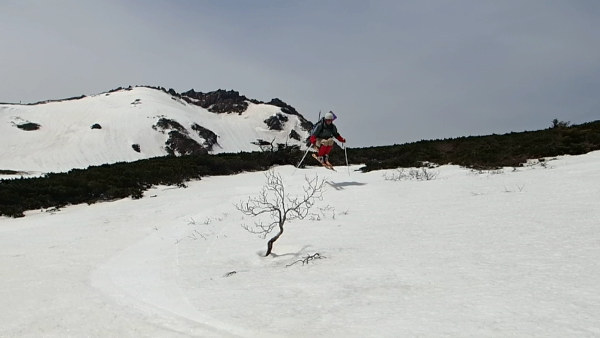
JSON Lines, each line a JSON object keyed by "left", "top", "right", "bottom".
{"left": 309, "top": 111, "right": 346, "bottom": 167}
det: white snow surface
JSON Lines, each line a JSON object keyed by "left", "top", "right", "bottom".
{"left": 0, "top": 86, "right": 308, "bottom": 174}
{"left": 1, "top": 151, "right": 600, "bottom": 337}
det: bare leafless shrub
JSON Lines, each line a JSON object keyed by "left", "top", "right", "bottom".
{"left": 469, "top": 168, "right": 505, "bottom": 176}
{"left": 384, "top": 167, "right": 438, "bottom": 181}
{"left": 309, "top": 205, "right": 335, "bottom": 221}
{"left": 236, "top": 170, "right": 325, "bottom": 256}
{"left": 413, "top": 167, "right": 438, "bottom": 180}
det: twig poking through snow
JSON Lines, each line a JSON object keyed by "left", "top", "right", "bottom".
{"left": 286, "top": 253, "right": 326, "bottom": 267}
{"left": 223, "top": 271, "right": 237, "bottom": 277}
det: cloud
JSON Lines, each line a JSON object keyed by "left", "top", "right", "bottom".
{"left": 1, "top": 0, "right": 598, "bottom": 146}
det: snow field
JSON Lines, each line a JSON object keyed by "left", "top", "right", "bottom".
{"left": 1, "top": 151, "right": 600, "bottom": 337}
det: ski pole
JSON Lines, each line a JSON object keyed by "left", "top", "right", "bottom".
{"left": 296, "top": 145, "right": 312, "bottom": 169}
{"left": 344, "top": 143, "right": 350, "bottom": 175}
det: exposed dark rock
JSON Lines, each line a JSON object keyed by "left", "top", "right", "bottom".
{"left": 153, "top": 118, "right": 209, "bottom": 155}
{"left": 91, "top": 123, "right": 102, "bottom": 129}
{"left": 154, "top": 118, "right": 187, "bottom": 133}
{"left": 267, "top": 98, "right": 312, "bottom": 130}
{"left": 132, "top": 144, "right": 141, "bottom": 152}
{"left": 165, "top": 130, "right": 207, "bottom": 156}
{"left": 264, "top": 113, "right": 289, "bottom": 131}
{"left": 289, "top": 129, "right": 301, "bottom": 141}
{"left": 150, "top": 87, "right": 312, "bottom": 135}
{"left": 181, "top": 89, "right": 249, "bottom": 114}
{"left": 108, "top": 87, "right": 124, "bottom": 93}
{"left": 268, "top": 98, "right": 298, "bottom": 115}
{"left": 191, "top": 124, "right": 219, "bottom": 151}
{"left": 28, "top": 95, "right": 86, "bottom": 105}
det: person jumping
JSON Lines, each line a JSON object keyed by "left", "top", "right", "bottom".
{"left": 309, "top": 111, "right": 346, "bottom": 167}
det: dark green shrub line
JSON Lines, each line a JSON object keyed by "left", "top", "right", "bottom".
{"left": 343, "top": 120, "right": 600, "bottom": 171}
{"left": 1, "top": 120, "right": 599, "bottom": 217}
{"left": 0, "top": 149, "right": 297, "bottom": 217}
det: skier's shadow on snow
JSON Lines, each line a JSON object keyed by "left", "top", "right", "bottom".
{"left": 326, "top": 181, "right": 366, "bottom": 191}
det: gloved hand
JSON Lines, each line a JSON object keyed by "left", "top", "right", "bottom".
{"left": 310, "top": 135, "right": 317, "bottom": 145}
{"left": 337, "top": 136, "right": 346, "bottom": 143}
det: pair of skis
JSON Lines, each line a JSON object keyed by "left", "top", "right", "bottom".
{"left": 296, "top": 145, "right": 337, "bottom": 171}
{"left": 297, "top": 142, "right": 349, "bottom": 173}
{"left": 311, "top": 153, "right": 336, "bottom": 171}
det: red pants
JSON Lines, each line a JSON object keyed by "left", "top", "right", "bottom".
{"left": 317, "top": 145, "right": 333, "bottom": 156}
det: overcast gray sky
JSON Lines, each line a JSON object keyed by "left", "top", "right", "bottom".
{"left": 1, "top": 0, "right": 599, "bottom": 146}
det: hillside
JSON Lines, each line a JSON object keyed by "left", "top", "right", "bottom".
{"left": 1, "top": 115, "right": 600, "bottom": 217}
{"left": 0, "top": 86, "right": 311, "bottom": 174}
{"left": 1, "top": 85, "right": 599, "bottom": 217}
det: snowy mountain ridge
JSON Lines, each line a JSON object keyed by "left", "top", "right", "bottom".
{"left": 0, "top": 86, "right": 311, "bottom": 174}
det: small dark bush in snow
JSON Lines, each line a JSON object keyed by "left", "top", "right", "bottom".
{"left": 17, "top": 122, "right": 40, "bottom": 131}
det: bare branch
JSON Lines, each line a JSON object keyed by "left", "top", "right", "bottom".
{"left": 286, "top": 253, "right": 326, "bottom": 267}
{"left": 236, "top": 170, "right": 325, "bottom": 256}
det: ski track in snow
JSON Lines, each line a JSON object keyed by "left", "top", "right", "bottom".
{"left": 90, "top": 226, "right": 251, "bottom": 337}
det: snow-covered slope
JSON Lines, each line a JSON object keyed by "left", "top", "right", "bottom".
{"left": 1, "top": 152, "right": 600, "bottom": 336}
{"left": 0, "top": 87, "right": 310, "bottom": 174}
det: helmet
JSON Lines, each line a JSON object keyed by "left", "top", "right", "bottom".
{"left": 324, "top": 111, "right": 335, "bottom": 120}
